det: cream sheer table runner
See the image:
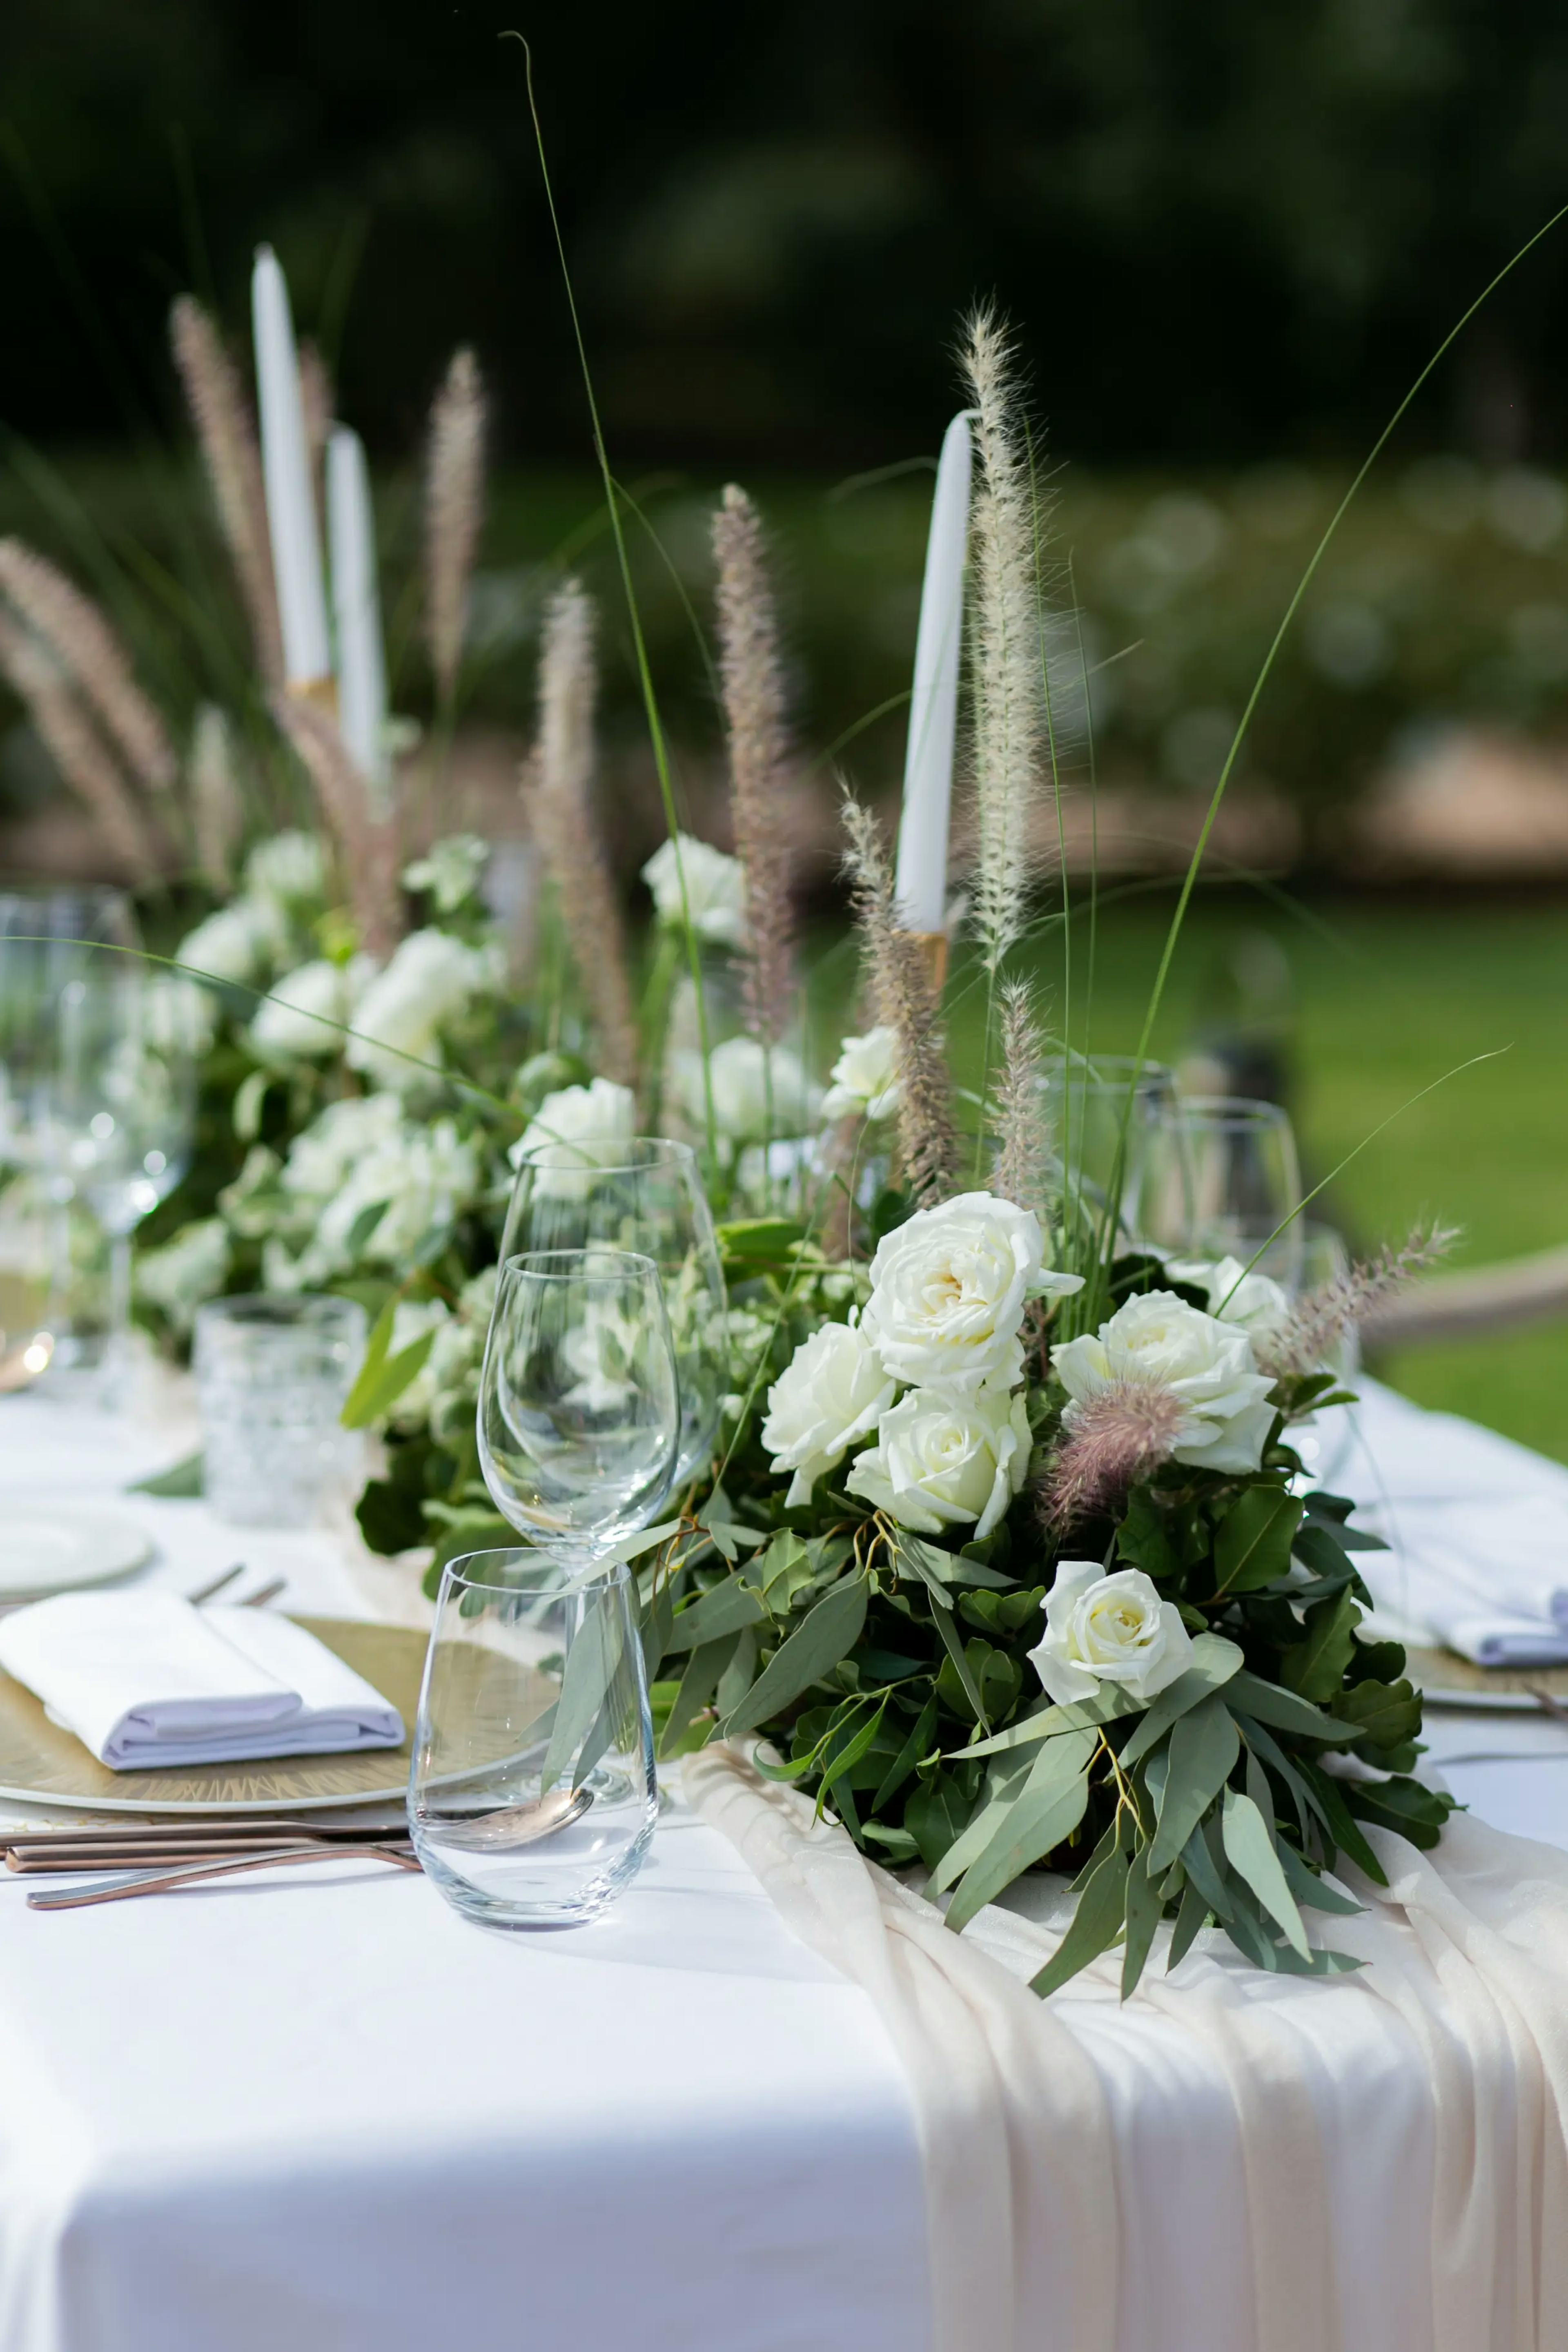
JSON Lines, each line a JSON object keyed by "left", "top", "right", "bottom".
{"left": 0, "top": 1372, "right": 1567, "bottom": 2352}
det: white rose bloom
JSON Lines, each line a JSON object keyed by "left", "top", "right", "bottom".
{"left": 509, "top": 1078, "right": 638, "bottom": 1183}
{"left": 243, "top": 829, "right": 326, "bottom": 910}
{"left": 761, "top": 1318, "right": 898, "bottom": 1508}
{"left": 822, "top": 1026, "right": 901, "bottom": 1122}
{"left": 641, "top": 834, "right": 746, "bottom": 948}
{"left": 686, "top": 1037, "right": 822, "bottom": 1141}
{"left": 402, "top": 834, "right": 488, "bottom": 914}
{"left": 134, "top": 1217, "right": 230, "bottom": 1334}
{"left": 1052, "top": 1289, "right": 1277, "bottom": 1476}
{"left": 280, "top": 1093, "right": 403, "bottom": 1202}
{"left": 176, "top": 902, "right": 268, "bottom": 985}
{"left": 305, "top": 1115, "right": 479, "bottom": 1281}
{"left": 249, "top": 954, "right": 376, "bottom": 1063}
{"left": 345, "top": 928, "right": 496, "bottom": 1090}
{"left": 1169, "top": 1254, "right": 1290, "bottom": 1343}
{"left": 1028, "top": 1559, "right": 1194, "bottom": 1707}
{"left": 864, "top": 1190, "right": 1082, "bottom": 1398}
{"left": 846, "top": 1382, "right": 1032, "bottom": 1540}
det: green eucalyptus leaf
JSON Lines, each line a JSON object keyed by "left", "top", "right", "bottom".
{"left": 1167, "top": 1873, "right": 1211, "bottom": 1970}
{"left": 658, "top": 1635, "right": 736, "bottom": 1758}
{"left": 945, "top": 1728, "right": 1096, "bottom": 1932}
{"left": 872, "top": 1694, "right": 939, "bottom": 1812}
{"left": 722, "top": 1576, "right": 870, "bottom": 1737}
{"left": 1299, "top": 1759, "right": 1388, "bottom": 1884}
{"left": 1226, "top": 1670, "right": 1343, "bottom": 1743}
{"left": 1118, "top": 1634, "right": 1245, "bottom": 1768}
{"left": 1121, "top": 1845, "right": 1164, "bottom": 1999}
{"left": 664, "top": 1574, "right": 768, "bottom": 1653}
{"left": 1276, "top": 1837, "right": 1362, "bottom": 1917}
{"left": 1030, "top": 1841, "right": 1132, "bottom": 2000}
{"left": 905, "top": 1771, "right": 976, "bottom": 1872}
{"left": 129, "top": 1451, "right": 204, "bottom": 1498}
{"left": 1149, "top": 1694, "right": 1240, "bottom": 1874}
{"left": 950, "top": 1688, "right": 1135, "bottom": 1759}
{"left": 928, "top": 1752, "right": 1036, "bottom": 1894}
{"left": 1221, "top": 1787, "right": 1311, "bottom": 1959}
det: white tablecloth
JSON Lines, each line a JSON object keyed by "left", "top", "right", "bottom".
{"left": 1, "top": 1377, "right": 1566, "bottom": 2352}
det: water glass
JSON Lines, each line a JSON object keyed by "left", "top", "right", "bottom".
{"left": 410, "top": 1549, "right": 657, "bottom": 1930}
{"left": 1142, "top": 1095, "right": 1304, "bottom": 1289}
{"left": 1039, "top": 1054, "right": 1178, "bottom": 1242}
{"left": 0, "top": 1163, "right": 56, "bottom": 1391}
{"left": 194, "top": 1294, "right": 367, "bottom": 1527}
{"left": 501, "top": 1137, "right": 726, "bottom": 1487}
{"left": 478, "top": 1248, "right": 679, "bottom": 1563}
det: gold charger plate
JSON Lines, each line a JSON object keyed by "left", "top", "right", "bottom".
{"left": 1408, "top": 1645, "right": 1568, "bottom": 1713}
{"left": 0, "top": 1617, "right": 427, "bottom": 1813}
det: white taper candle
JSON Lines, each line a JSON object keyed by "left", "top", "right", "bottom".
{"left": 251, "top": 246, "right": 331, "bottom": 688}
{"left": 326, "top": 425, "right": 390, "bottom": 809}
{"left": 894, "top": 411, "right": 972, "bottom": 933}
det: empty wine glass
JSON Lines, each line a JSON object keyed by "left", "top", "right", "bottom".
{"left": 40, "top": 969, "right": 201, "bottom": 1387}
{"left": 0, "top": 1161, "right": 56, "bottom": 1392}
{"left": 502, "top": 1137, "right": 726, "bottom": 1489}
{"left": 478, "top": 1247, "right": 680, "bottom": 1566}
{"left": 0, "top": 887, "right": 138, "bottom": 1160}
{"left": 410, "top": 1548, "right": 657, "bottom": 1930}
{"left": 1142, "top": 1095, "right": 1304, "bottom": 1290}
{"left": 1039, "top": 1054, "right": 1178, "bottom": 1244}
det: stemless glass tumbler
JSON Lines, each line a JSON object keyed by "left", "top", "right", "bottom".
{"left": 1142, "top": 1095, "right": 1305, "bottom": 1291}
{"left": 501, "top": 1138, "right": 726, "bottom": 1491}
{"left": 1039, "top": 1054, "right": 1178, "bottom": 1244}
{"left": 410, "top": 1549, "right": 658, "bottom": 1930}
{"left": 194, "top": 1294, "right": 368, "bottom": 1526}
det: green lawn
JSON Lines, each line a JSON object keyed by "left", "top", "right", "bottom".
{"left": 920, "top": 892, "right": 1568, "bottom": 1463}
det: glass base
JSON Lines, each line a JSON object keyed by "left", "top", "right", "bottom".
{"left": 416, "top": 1818, "right": 653, "bottom": 1933}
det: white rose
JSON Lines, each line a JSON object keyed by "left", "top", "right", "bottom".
{"left": 864, "top": 1190, "right": 1082, "bottom": 1398}
{"left": 1052, "top": 1290, "right": 1277, "bottom": 1476}
{"left": 846, "top": 1383, "right": 1032, "bottom": 1540}
{"left": 402, "top": 834, "right": 488, "bottom": 914}
{"left": 249, "top": 954, "right": 376, "bottom": 1062}
{"left": 243, "top": 829, "right": 326, "bottom": 910}
{"left": 642, "top": 834, "right": 746, "bottom": 947}
{"left": 1170, "top": 1254, "right": 1290, "bottom": 1343}
{"left": 308, "top": 1116, "right": 479, "bottom": 1279}
{"left": 686, "top": 1037, "right": 822, "bottom": 1141}
{"left": 822, "top": 1026, "right": 901, "bottom": 1123}
{"left": 761, "top": 1319, "right": 897, "bottom": 1507}
{"left": 509, "top": 1078, "right": 638, "bottom": 1184}
{"left": 345, "top": 928, "right": 495, "bottom": 1090}
{"left": 1028, "top": 1559, "right": 1194, "bottom": 1707}
{"left": 176, "top": 903, "right": 268, "bottom": 985}
{"left": 280, "top": 1093, "right": 403, "bottom": 1201}
{"left": 134, "top": 1217, "right": 230, "bottom": 1334}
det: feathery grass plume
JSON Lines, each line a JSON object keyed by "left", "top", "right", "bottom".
{"left": 712, "top": 484, "right": 795, "bottom": 1041}
{"left": 526, "top": 581, "right": 639, "bottom": 1086}
{"left": 993, "top": 979, "right": 1051, "bottom": 1213}
{"left": 0, "top": 540, "right": 176, "bottom": 795}
{"left": 270, "top": 690, "right": 402, "bottom": 957}
{"left": 169, "top": 296, "right": 283, "bottom": 685}
{"left": 961, "top": 307, "right": 1044, "bottom": 973}
{"left": 188, "top": 704, "right": 244, "bottom": 892}
{"left": 1257, "top": 1222, "right": 1461, "bottom": 1380}
{"left": 0, "top": 617, "right": 162, "bottom": 885}
{"left": 1038, "top": 1380, "right": 1188, "bottom": 1538}
{"left": 425, "top": 347, "right": 487, "bottom": 705}
{"left": 840, "top": 795, "right": 956, "bottom": 1204}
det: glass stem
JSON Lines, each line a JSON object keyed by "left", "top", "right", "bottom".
{"left": 104, "top": 1228, "right": 133, "bottom": 1400}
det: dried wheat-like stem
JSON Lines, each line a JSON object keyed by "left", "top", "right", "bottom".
{"left": 993, "top": 978, "right": 1051, "bottom": 1213}
{"left": 0, "top": 617, "right": 162, "bottom": 884}
{"left": 1038, "top": 1380, "right": 1188, "bottom": 1538}
{"left": 425, "top": 347, "right": 486, "bottom": 704}
{"left": 0, "top": 539, "right": 176, "bottom": 795}
{"left": 713, "top": 484, "right": 794, "bottom": 1041}
{"left": 188, "top": 703, "right": 244, "bottom": 892}
{"left": 840, "top": 796, "right": 956, "bottom": 1204}
{"left": 526, "top": 582, "right": 639, "bottom": 1086}
{"left": 961, "top": 307, "right": 1043, "bottom": 973}
{"left": 297, "top": 337, "right": 334, "bottom": 528}
{"left": 1258, "top": 1222, "right": 1461, "bottom": 1381}
{"left": 270, "top": 690, "right": 402, "bottom": 956}
{"left": 169, "top": 295, "right": 283, "bottom": 684}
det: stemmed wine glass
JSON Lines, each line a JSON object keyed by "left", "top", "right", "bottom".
{"left": 409, "top": 1246, "right": 679, "bottom": 1931}
{"left": 501, "top": 1137, "right": 727, "bottom": 1492}
{"left": 1039, "top": 1054, "right": 1179, "bottom": 1246}
{"left": 1141, "top": 1095, "right": 1305, "bottom": 1290}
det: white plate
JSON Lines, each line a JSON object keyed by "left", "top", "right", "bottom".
{"left": 0, "top": 1507, "right": 154, "bottom": 1601}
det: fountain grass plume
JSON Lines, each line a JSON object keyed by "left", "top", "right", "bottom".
{"left": 527, "top": 580, "right": 639, "bottom": 1087}
{"left": 425, "top": 347, "right": 487, "bottom": 707}
{"left": 1038, "top": 1378, "right": 1189, "bottom": 1538}
{"left": 992, "top": 977, "right": 1050, "bottom": 1215}
{"left": 841, "top": 794, "right": 956, "bottom": 1204}
{"left": 0, "top": 615, "right": 162, "bottom": 884}
{"left": 270, "top": 689, "right": 402, "bottom": 957}
{"left": 962, "top": 307, "right": 1044, "bottom": 976}
{"left": 169, "top": 295, "right": 284, "bottom": 687}
{"left": 713, "top": 483, "right": 795, "bottom": 1043}
{"left": 189, "top": 703, "right": 244, "bottom": 892}
{"left": 0, "top": 538, "right": 176, "bottom": 795}
{"left": 1259, "top": 1222, "right": 1461, "bottom": 1380}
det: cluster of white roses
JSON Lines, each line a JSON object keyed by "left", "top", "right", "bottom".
{"left": 762, "top": 1192, "right": 1082, "bottom": 1538}
{"left": 761, "top": 1187, "right": 1294, "bottom": 1718}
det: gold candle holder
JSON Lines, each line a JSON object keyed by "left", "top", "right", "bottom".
{"left": 906, "top": 929, "right": 949, "bottom": 997}
{"left": 289, "top": 674, "right": 339, "bottom": 719}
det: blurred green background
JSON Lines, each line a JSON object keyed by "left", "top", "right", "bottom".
{"left": 2, "top": 0, "right": 1567, "bottom": 1454}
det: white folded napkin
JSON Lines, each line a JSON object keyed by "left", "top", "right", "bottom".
{"left": 1331, "top": 1381, "right": 1568, "bottom": 1665}
{"left": 0, "top": 1593, "right": 405, "bottom": 1770}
